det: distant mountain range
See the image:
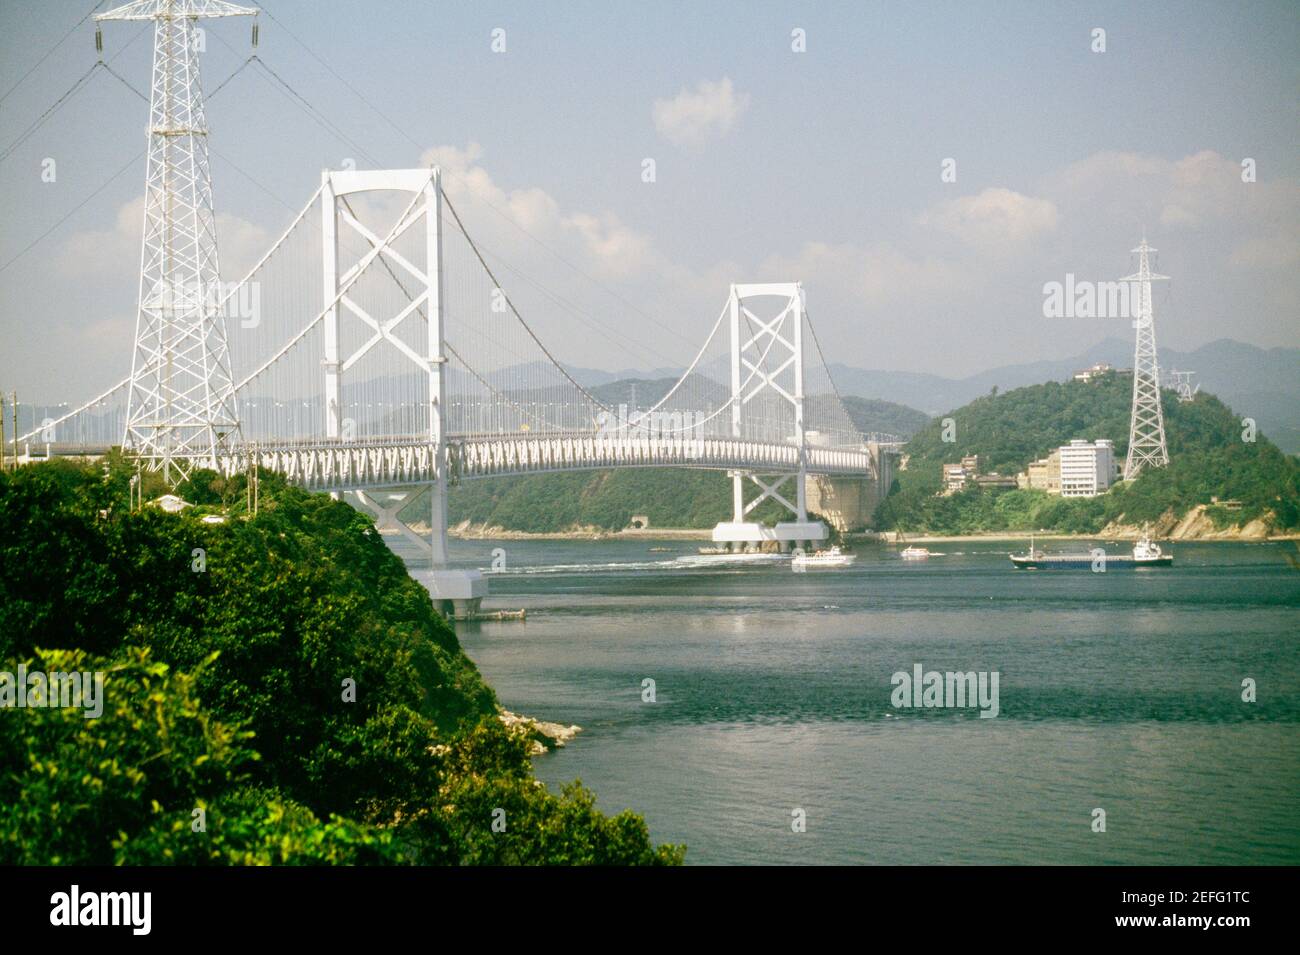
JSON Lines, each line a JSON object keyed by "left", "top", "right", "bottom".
{"left": 552, "top": 339, "right": 1298, "bottom": 454}
{"left": 826, "top": 338, "right": 1299, "bottom": 454}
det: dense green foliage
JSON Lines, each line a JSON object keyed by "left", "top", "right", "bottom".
{"left": 875, "top": 374, "right": 1300, "bottom": 534}
{"left": 0, "top": 458, "right": 683, "bottom": 865}
{"left": 447, "top": 468, "right": 788, "bottom": 532}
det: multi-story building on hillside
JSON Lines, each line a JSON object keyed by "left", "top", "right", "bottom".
{"left": 1058, "top": 439, "right": 1117, "bottom": 498}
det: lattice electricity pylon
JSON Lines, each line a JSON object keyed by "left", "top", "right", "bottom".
{"left": 1168, "top": 369, "right": 1198, "bottom": 403}
{"left": 1121, "top": 238, "right": 1170, "bottom": 480}
{"left": 98, "top": 0, "right": 257, "bottom": 483}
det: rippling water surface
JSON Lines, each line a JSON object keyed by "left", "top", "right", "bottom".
{"left": 401, "top": 536, "right": 1300, "bottom": 864}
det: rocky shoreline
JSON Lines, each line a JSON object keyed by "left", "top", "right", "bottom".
{"left": 499, "top": 710, "right": 582, "bottom": 756}
{"left": 871, "top": 504, "right": 1295, "bottom": 542}
{"left": 393, "top": 506, "right": 1296, "bottom": 545}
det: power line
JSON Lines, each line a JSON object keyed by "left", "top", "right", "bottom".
{"left": 0, "top": 0, "right": 105, "bottom": 110}
{"left": 255, "top": 1, "right": 700, "bottom": 359}
{"left": 98, "top": 60, "right": 145, "bottom": 101}
{"left": 0, "top": 148, "right": 142, "bottom": 277}
{"left": 0, "top": 55, "right": 266, "bottom": 277}
{"left": 7, "top": 11, "right": 702, "bottom": 383}
{"left": 0, "top": 22, "right": 149, "bottom": 167}
{"left": 208, "top": 54, "right": 256, "bottom": 99}
{"left": 203, "top": 36, "right": 679, "bottom": 369}
{"left": 0, "top": 63, "right": 100, "bottom": 165}
{"left": 248, "top": 55, "right": 382, "bottom": 168}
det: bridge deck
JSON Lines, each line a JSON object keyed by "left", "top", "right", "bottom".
{"left": 212, "top": 432, "right": 878, "bottom": 492}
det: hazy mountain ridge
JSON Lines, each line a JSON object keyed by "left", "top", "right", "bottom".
{"left": 824, "top": 338, "right": 1299, "bottom": 453}
{"left": 552, "top": 338, "right": 1295, "bottom": 451}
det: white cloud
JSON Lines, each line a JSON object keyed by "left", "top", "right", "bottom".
{"left": 421, "top": 142, "right": 660, "bottom": 280}
{"left": 920, "top": 187, "right": 1058, "bottom": 247}
{"left": 759, "top": 240, "right": 972, "bottom": 311}
{"left": 58, "top": 195, "right": 270, "bottom": 284}
{"left": 652, "top": 77, "right": 750, "bottom": 146}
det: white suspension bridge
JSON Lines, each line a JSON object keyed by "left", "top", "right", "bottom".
{"left": 10, "top": 0, "right": 901, "bottom": 617}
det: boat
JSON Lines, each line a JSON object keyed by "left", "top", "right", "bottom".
{"left": 1009, "top": 533, "right": 1173, "bottom": 569}
{"left": 900, "top": 546, "right": 931, "bottom": 560}
{"left": 681, "top": 550, "right": 788, "bottom": 566}
{"left": 791, "top": 545, "right": 857, "bottom": 568}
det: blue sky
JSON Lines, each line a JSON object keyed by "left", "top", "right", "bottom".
{"left": 1, "top": 0, "right": 1297, "bottom": 402}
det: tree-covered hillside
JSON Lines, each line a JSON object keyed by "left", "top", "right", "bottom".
{"left": 449, "top": 467, "right": 789, "bottom": 532}
{"left": 840, "top": 396, "right": 931, "bottom": 438}
{"left": 875, "top": 372, "right": 1299, "bottom": 535}
{"left": 0, "top": 458, "right": 683, "bottom": 865}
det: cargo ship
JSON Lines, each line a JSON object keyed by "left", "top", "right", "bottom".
{"left": 1009, "top": 534, "right": 1172, "bottom": 569}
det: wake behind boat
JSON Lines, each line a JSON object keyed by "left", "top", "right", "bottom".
{"left": 681, "top": 550, "right": 788, "bottom": 566}
{"left": 1010, "top": 534, "right": 1173, "bottom": 569}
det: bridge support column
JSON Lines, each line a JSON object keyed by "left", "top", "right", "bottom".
{"left": 323, "top": 168, "right": 491, "bottom": 621}
{"left": 350, "top": 485, "right": 486, "bottom": 620}
{"left": 422, "top": 479, "right": 486, "bottom": 621}
{"left": 712, "top": 282, "right": 828, "bottom": 553}
{"left": 713, "top": 471, "right": 826, "bottom": 552}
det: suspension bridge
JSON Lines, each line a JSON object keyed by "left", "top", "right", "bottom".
{"left": 8, "top": 1, "right": 900, "bottom": 618}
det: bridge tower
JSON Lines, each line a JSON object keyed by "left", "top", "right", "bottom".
{"left": 98, "top": 0, "right": 256, "bottom": 482}
{"left": 712, "top": 283, "right": 828, "bottom": 552}
{"left": 1122, "top": 238, "right": 1170, "bottom": 480}
{"left": 320, "top": 168, "right": 485, "bottom": 618}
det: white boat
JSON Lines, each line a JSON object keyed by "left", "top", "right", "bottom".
{"left": 900, "top": 546, "right": 932, "bottom": 560}
{"left": 791, "top": 546, "right": 856, "bottom": 568}
{"left": 680, "top": 551, "right": 788, "bottom": 566}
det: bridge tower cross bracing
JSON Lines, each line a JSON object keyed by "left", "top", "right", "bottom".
{"left": 714, "top": 282, "right": 827, "bottom": 552}
{"left": 1121, "top": 237, "right": 1170, "bottom": 481}
{"left": 321, "top": 167, "right": 484, "bottom": 617}
{"left": 98, "top": 0, "right": 257, "bottom": 483}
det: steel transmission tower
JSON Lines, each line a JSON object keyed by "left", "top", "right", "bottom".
{"left": 1168, "top": 369, "right": 1198, "bottom": 403}
{"left": 98, "top": 0, "right": 257, "bottom": 482}
{"left": 1121, "top": 238, "right": 1170, "bottom": 480}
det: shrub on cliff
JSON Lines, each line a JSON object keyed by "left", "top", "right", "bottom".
{"left": 0, "top": 461, "right": 684, "bottom": 865}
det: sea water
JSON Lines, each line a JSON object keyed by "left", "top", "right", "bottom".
{"left": 397, "top": 536, "right": 1300, "bottom": 865}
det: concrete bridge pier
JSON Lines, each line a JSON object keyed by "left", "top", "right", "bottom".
{"left": 712, "top": 470, "right": 827, "bottom": 553}
{"left": 351, "top": 484, "right": 487, "bottom": 620}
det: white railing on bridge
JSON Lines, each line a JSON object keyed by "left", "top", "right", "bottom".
{"left": 214, "top": 431, "right": 875, "bottom": 493}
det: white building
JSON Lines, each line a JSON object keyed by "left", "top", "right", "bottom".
{"left": 1058, "top": 439, "right": 1116, "bottom": 497}
{"left": 1073, "top": 362, "right": 1112, "bottom": 382}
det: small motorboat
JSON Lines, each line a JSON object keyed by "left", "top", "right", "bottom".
{"left": 900, "top": 546, "right": 932, "bottom": 560}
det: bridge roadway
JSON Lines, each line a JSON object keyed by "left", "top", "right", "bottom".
{"left": 212, "top": 431, "right": 879, "bottom": 493}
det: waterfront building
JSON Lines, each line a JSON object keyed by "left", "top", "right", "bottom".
{"left": 1018, "top": 450, "right": 1062, "bottom": 494}
{"left": 1058, "top": 439, "right": 1116, "bottom": 498}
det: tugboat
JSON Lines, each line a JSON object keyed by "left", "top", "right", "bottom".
{"left": 1009, "top": 533, "right": 1173, "bottom": 569}
{"left": 791, "top": 545, "right": 857, "bottom": 569}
